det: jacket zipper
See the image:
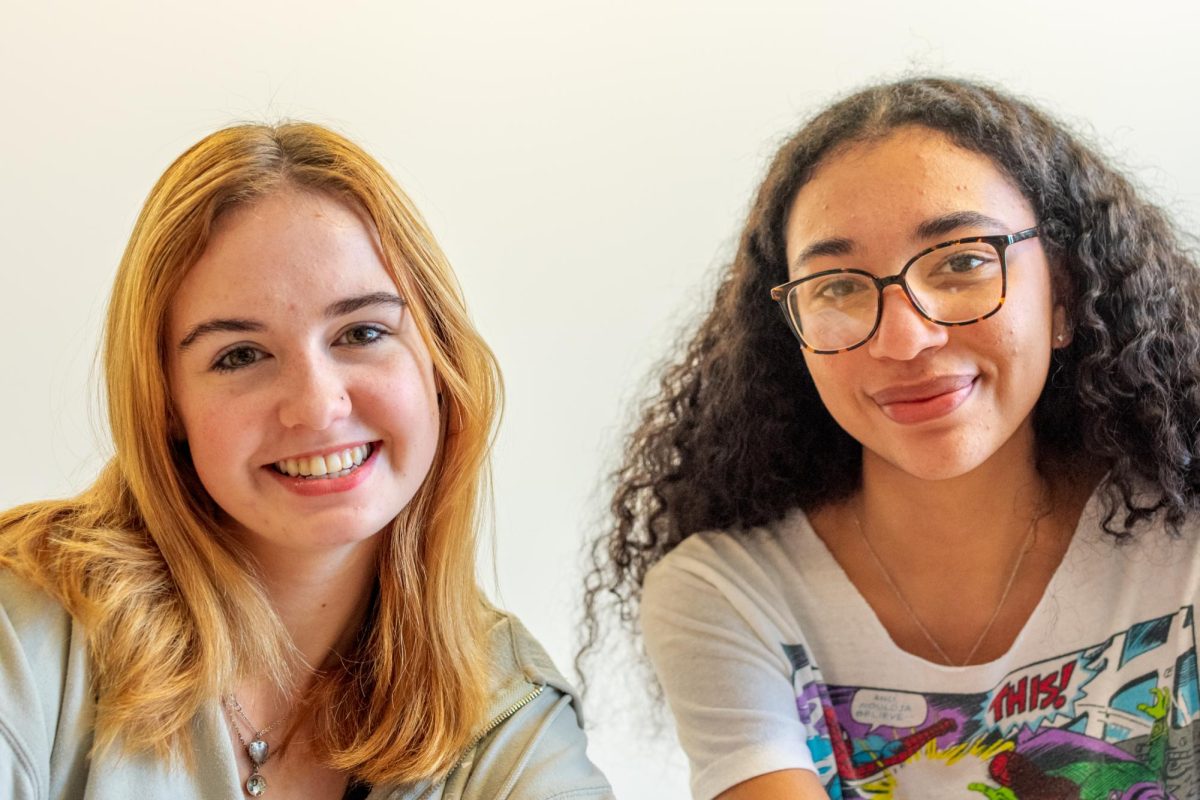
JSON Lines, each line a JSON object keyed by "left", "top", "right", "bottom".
{"left": 415, "top": 684, "right": 546, "bottom": 799}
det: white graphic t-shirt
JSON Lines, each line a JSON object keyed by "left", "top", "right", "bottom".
{"left": 642, "top": 490, "right": 1200, "bottom": 800}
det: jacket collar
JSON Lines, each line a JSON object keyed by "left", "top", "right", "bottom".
{"left": 479, "top": 609, "right": 582, "bottom": 726}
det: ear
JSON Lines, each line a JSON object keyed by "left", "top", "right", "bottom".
{"left": 1051, "top": 305, "right": 1072, "bottom": 349}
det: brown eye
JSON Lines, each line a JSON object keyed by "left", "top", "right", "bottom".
{"left": 943, "top": 253, "right": 989, "bottom": 273}
{"left": 815, "top": 276, "right": 870, "bottom": 301}
{"left": 212, "top": 346, "right": 265, "bottom": 373}
{"left": 337, "top": 325, "right": 390, "bottom": 347}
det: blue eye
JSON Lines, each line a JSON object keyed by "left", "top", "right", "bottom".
{"left": 212, "top": 346, "right": 266, "bottom": 373}
{"left": 337, "top": 325, "right": 390, "bottom": 347}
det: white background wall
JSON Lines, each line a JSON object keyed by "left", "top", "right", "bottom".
{"left": 3, "top": 2, "right": 1198, "bottom": 796}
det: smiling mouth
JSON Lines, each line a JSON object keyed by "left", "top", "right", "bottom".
{"left": 872, "top": 376, "right": 976, "bottom": 424}
{"left": 871, "top": 375, "right": 976, "bottom": 406}
{"left": 272, "top": 442, "right": 375, "bottom": 479}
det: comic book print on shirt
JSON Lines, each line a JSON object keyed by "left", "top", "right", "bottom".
{"left": 785, "top": 607, "right": 1200, "bottom": 799}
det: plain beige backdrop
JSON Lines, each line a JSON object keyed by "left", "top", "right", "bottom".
{"left": 3, "top": 1, "right": 1199, "bottom": 796}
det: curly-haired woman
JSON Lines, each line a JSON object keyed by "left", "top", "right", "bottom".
{"left": 0, "top": 122, "right": 613, "bottom": 800}
{"left": 583, "top": 78, "right": 1200, "bottom": 799}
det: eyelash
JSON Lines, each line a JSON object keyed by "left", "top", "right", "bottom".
{"left": 209, "top": 324, "right": 393, "bottom": 373}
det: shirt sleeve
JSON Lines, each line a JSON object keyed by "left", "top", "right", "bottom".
{"left": 641, "top": 539, "right": 817, "bottom": 800}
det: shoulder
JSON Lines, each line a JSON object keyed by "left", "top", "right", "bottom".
{"left": 0, "top": 569, "right": 94, "bottom": 800}
{"left": 642, "top": 511, "right": 811, "bottom": 623}
{"left": 639, "top": 516, "right": 816, "bottom": 707}
{"left": 0, "top": 568, "right": 75, "bottom": 665}
{"left": 648, "top": 512, "right": 807, "bottom": 581}
{"left": 433, "top": 610, "right": 613, "bottom": 800}
{"left": 481, "top": 611, "right": 577, "bottom": 707}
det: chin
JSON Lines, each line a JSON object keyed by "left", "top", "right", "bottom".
{"left": 315, "top": 513, "right": 399, "bottom": 544}
{"left": 238, "top": 510, "right": 398, "bottom": 553}
{"left": 902, "top": 462, "right": 983, "bottom": 483}
{"left": 873, "top": 444, "right": 993, "bottom": 483}
{"left": 288, "top": 527, "right": 389, "bottom": 553}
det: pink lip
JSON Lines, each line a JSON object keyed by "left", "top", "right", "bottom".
{"left": 266, "top": 442, "right": 381, "bottom": 497}
{"left": 871, "top": 375, "right": 976, "bottom": 424}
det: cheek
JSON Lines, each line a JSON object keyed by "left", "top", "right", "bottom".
{"left": 986, "top": 305, "right": 1052, "bottom": 380}
{"left": 191, "top": 420, "right": 236, "bottom": 473}
{"left": 1009, "top": 333, "right": 1052, "bottom": 403}
{"left": 176, "top": 394, "right": 261, "bottom": 494}
{"left": 369, "top": 359, "right": 440, "bottom": 462}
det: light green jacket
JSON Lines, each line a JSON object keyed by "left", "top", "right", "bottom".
{"left": 0, "top": 570, "right": 614, "bottom": 799}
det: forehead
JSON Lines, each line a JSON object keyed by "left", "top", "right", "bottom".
{"left": 169, "top": 189, "right": 396, "bottom": 327}
{"left": 785, "top": 126, "right": 1034, "bottom": 262}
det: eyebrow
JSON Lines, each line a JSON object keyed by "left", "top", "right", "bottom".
{"left": 791, "top": 210, "right": 1013, "bottom": 271}
{"left": 794, "top": 236, "right": 855, "bottom": 266}
{"left": 323, "top": 291, "right": 405, "bottom": 318}
{"left": 914, "top": 210, "right": 1010, "bottom": 241}
{"left": 177, "top": 318, "right": 264, "bottom": 351}
{"left": 177, "top": 291, "right": 406, "bottom": 351}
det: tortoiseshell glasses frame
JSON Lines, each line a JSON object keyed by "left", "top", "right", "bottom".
{"left": 769, "top": 227, "right": 1040, "bottom": 354}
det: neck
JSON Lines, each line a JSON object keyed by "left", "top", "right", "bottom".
{"left": 248, "top": 536, "right": 381, "bottom": 678}
{"left": 857, "top": 421, "right": 1050, "bottom": 557}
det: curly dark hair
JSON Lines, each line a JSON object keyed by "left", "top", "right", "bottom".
{"left": 578, "top": 76, "right": 1200, "bottom": 680}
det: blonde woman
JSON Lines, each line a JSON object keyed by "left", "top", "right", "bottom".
{"left": 0, "top": 123, "right": 613, "bottom": 800}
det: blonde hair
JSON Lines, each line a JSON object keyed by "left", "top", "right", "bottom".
{"left": 0, "top": 122, "right": 500, "bottom": 783}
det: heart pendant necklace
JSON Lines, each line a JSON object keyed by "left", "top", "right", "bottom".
{"left": 223, "top": 694, "right": 289, "bottom": 797}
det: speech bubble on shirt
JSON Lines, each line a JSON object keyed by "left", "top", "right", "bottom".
{"left": 850, "top": 689, "right": 929, "bottom": 733}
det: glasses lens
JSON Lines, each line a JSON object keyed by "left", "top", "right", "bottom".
{"left": 787, "top": 272, "right": 878, "bottom": 351}
{"left": 907, "top": 241, "right": 1004, "bottom": 323}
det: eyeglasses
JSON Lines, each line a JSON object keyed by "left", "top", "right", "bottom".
{"left": 769, "top": 227, "right": 1040, "bottom": 354}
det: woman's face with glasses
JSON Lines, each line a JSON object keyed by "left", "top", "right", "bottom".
{"left": 783, "top": 125, "right": 1065, "bottom": 483}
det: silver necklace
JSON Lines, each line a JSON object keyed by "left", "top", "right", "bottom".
{"left": 223, "top": 694, "right": 289, "bottom": 797}
{"left": 852, "top": 503, "right": 1039, "bottom": 667}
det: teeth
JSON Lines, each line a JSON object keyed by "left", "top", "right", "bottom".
{"left": 274, "top": 443, "right": 373, "bottom": 479}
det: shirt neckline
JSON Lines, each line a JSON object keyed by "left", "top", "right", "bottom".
{"left": 783, "top": 485, "right": 1104, "bottom": 673}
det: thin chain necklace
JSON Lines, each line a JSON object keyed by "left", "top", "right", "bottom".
{"left": 852, "top": 502, "right": 1040, "bottom": 667}
{"left": 223, "top": 694, "right": 289, "bottom": 797}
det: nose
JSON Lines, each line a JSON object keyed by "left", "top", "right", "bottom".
{"left": 276, "top": 355, "right": 352, "bottom": 431}
{"left": 866, "top": 284, "right": 948, "bottom": 361}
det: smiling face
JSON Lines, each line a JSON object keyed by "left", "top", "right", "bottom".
{"left": 784, "top": 126, "right": 1062, "bottom": 482}
{"left": 167, "top": 188, "right": 441, "bottom": 556}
